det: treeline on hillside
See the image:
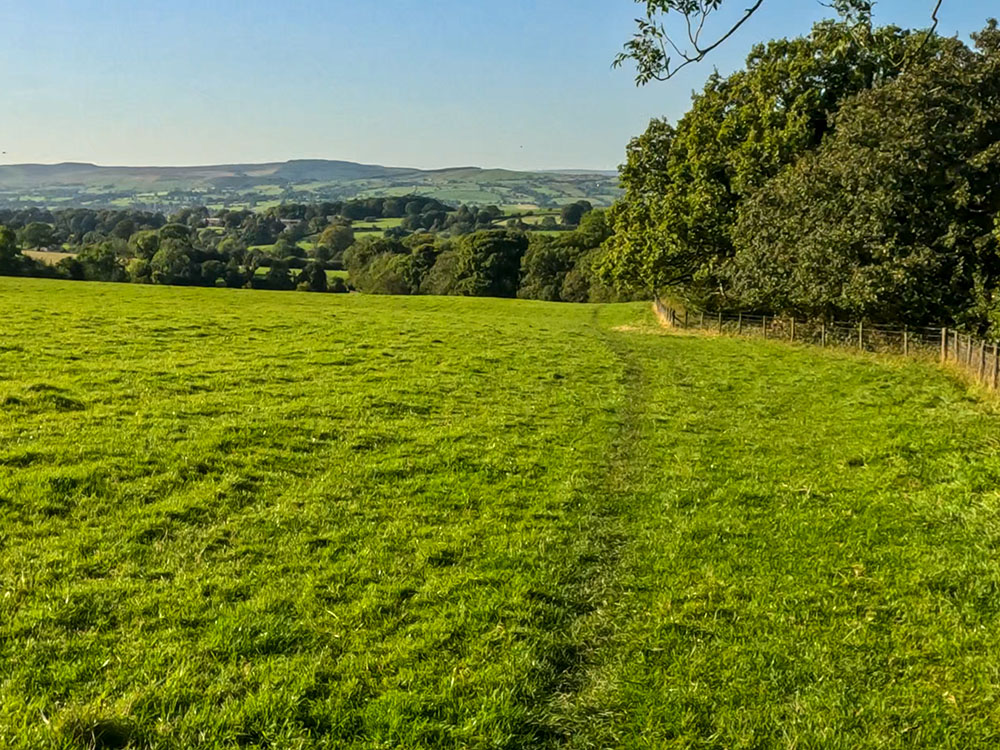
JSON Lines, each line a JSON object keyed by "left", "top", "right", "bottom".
{"left": 345, "top": 210, "right": 629, "bottom": 302}
{"left": 0, "top": 196, "right": 453, "bottom": 251}
{"left": 0, "top": 221, "right": 345, "bottom": 293}
{"left": 602, "top": 18, "right": 1000, "bottom": 331}
{"left": 0, "top": 200, "right": 633, "bottom": 302}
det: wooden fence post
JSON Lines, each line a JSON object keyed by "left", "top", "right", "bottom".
{"left": 684, "top": 310, "right": 689, "bottom": 328}
{"left": 941, "top": 328, "right": 948, "bottom": 363}
{"left": 763, "top": 316, "right": 768, "bottom": 340}
{"left": 790, "top": 318, "right": 796, "bottom": 343}
{"left": 980, "top": 340, "right": 988, "bottom": 382}
{"left": 700, "top": 311, "right": 705, "bottom": 328}
{"left": 903, "top": 326, "right": 909, "bottom": 356}
{"left": 738, "top": 313, "right": 743, "bottom": 336}
{"left": 993, "top": 343, "right": 999, "bottom": 390}
{"left": 858, "top": 321, "right": 864, "bottom": 351}
{"left": 821, "top": 321, "right": 827, "bottom": 348}
{"left": 718, "top": 312, "right": 723, "bottom": 333}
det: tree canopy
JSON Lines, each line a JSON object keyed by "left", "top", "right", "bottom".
{"left": 730, "top": 22, "right": 1000, "bottom": 325}
{"left": 604, "top": 15, "right": 1000, "bottom": 331}
{"left": 602, "top": 19, "right": 939, "bottom": 304}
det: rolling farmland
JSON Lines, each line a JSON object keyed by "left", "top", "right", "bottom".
{"left": 0, "top": 161, "right": 621, "bottom": 211}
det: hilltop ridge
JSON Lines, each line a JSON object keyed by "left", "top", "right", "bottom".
{"left": 0, "top": 159, "right": 621, "bottom": 210}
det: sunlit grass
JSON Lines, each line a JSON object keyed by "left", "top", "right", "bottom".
{"left": 2, "top": 278, "right": 1000, "bottom": 748}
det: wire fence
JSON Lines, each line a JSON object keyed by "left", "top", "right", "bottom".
{"left": 653, "top": 298, "right": 1000, "bottom": 390}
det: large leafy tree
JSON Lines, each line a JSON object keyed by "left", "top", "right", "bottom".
{"left": 729, "top": 22, "right": 1000, "bottom": 326}
{"left": 19, "top": 222, "right": 55, "bottom": 249}
{"left": 316, "top": 224, "right": 355, "bottom": 255}
{"left": 453, "top": 230, "right": 529, "bottom": 298}
{"left": 0, "top": 226, "right": 19, "bottom": 273}
{"left": 601, "top": 21, "right": 936, "bottom": 302}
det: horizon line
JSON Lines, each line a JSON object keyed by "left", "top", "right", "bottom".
{"left": 0, "top": 158, "right": 621, "bottom": 174}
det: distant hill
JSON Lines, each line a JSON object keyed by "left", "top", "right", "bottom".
{"left": 0, "top": 159, "right": 622, "bottom": 210}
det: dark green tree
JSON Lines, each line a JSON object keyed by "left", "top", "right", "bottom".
{"left": 297, "top": 262, "right": 329, "bottom": 293}
{"left": 20, "top": 222, "right": 55, "bottom": 248}
{"left": 316, "top": 224, "right": 355, "bottom": 255}
{"left": 263, "top": 260, "right": 294, "bottom": 290}
{"left": 0, "top": 226, "right": 19, "bottom": 272}
{"left": 420, "top": 250, "right": 461, "bottom": 296}
{"left": 159, "top": 223, "right": 193, "bottom": 242}
{"left": 129, "top": 230, "right": 161, "bottom": 259}
{"left": 730, "top": 23, "right": 1000, "bottom": 326}
{"left": 150, "top": 242, "right": 197, "bottom": 285}
{"left": 223, "top": 259, "right": 249, "bottom": 289}
{"left": 77, "top": 243, "right": 128, "bottom": 283}
{"left": 272, "top": 237, "right": 306, "bottom": 260}
{"left": 200, "top": 260, "right": 227, "bottom": 287}
{"left": 560, "top": 201, "right": 593, "bottom": 227}
{"left": 111, "top": 219, "right": 137, "bottom": 241}
{"left": 518, "top": 237, "right": 578, "bottom": 302}
{"left": 601, "top": 21, "right": 941, "bottom": 303}
{"left": 453, "top": 230, "right": 529, "bottom": 298}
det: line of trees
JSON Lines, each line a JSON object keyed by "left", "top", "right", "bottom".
{"left": 601, "top": 17, "right": 1000, "bottom": 330}
{"left": 343, "top": 210, "right": 636, "bottom": 302}
{"left": 0, "top": 197, "right": 452, "bottom": 251}
{"left": 0, "top": 221, "right": 345, "bottom": 293}
{"left": 0, "top": 197, "right": 633, "bottom": 302}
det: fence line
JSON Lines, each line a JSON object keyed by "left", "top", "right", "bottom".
{"left": 653, "top": 298, "right": 999, "bottom": 391}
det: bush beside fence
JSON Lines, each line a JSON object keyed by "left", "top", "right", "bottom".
{"left": 653, "top": 298, "right": 1000, "bottom": 390}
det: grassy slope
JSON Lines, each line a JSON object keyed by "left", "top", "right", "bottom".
{"left": 2, "top": 279, "right": 1000, "bottom": 747}
{"left": 0, "top": 280, "right": 630, "bottom": 749}
{"left": 553, "top": 327, "right": 1000, "bottom": 748}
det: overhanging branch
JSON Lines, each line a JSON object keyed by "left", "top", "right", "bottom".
{"left": 616, "top": 0, "right": 947, "bottom": 85}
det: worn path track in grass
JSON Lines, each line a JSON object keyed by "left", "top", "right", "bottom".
{"left": 529, "top": 307, "right": 660, "bottom": 744}
{"left": 5, "top": 280, "right": 1000, "bottom": 748}
{"left": 551, "top": 320, "right": 1000, "bottom": 748}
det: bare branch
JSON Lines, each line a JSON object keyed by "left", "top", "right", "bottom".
{"left": 619, "top": 0, "right": 766, "bottom": 83}
{"left": 908, "top": 0, "right": 944, "bottom": 64}
{"left": 687, "top": 0, "right": 765, "bottom": 58}
{"left": 616, "top": 0, "right": 947, "bottom": 85}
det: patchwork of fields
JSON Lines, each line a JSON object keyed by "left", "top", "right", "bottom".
{"left": 3, "top": 278, "right": 1000, "bottom": 748}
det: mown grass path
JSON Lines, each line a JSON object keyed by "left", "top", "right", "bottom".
{"left": 559, "top": 319, "right": 1000, "bottom": 748}
{"left": 3, "top": 279, "right": 1000, "bottom": 748}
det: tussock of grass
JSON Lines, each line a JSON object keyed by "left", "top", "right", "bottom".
{"left": 2, "top": 278, "right": 1000, "bottom": 747}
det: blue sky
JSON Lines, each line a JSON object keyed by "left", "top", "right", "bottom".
{"left": 0, "top": 0, "right": 994, "bottom": 170}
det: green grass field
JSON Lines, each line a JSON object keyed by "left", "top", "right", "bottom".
{"left": 3, "top": 278, "right": 1000, "bottom": 748}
